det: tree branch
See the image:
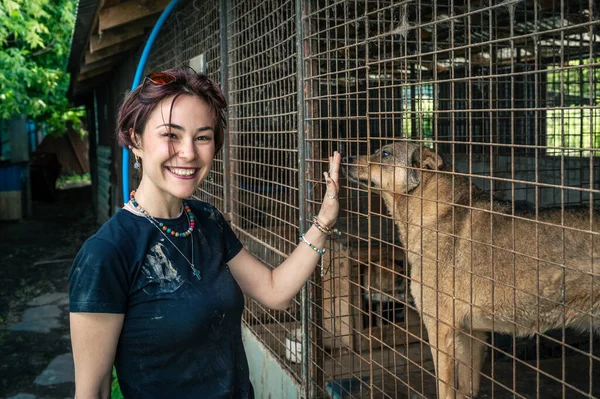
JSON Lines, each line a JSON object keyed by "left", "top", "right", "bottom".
{"left": 32, "top": 38, "right": 57, "bottom": 56}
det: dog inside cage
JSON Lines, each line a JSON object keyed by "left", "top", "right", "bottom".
{"left": 344, "top": 141, "right": 600, "bottom": 398}
{"left": 228, "top": 0, "right": 600, "bottom": 397}
{"left": 299, "top": 0, "right": 600, "bottom": 397}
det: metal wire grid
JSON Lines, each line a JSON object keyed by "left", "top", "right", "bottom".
{"left": 301, "top": 2, "right": 425, "bottom": 397}
{"left": 227, "top": 0, "right": 305, "bottom": 381}
{"left": 146, "top": 0, "right": 225, "bottom": 210}
{"left": 338, "top": 0, "right": 599, "bottom": 398}
{"left": 134, "top": 0, "right": 600, "bottom": 397}
{"left": 301, "top": 1, "right": 370, "bottom": 397}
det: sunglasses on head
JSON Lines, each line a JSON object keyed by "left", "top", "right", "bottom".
{"left": 141, "top": 70, "right": 224, "bottom": 100}
{"left": 143, "top": 71, "right": 177, "bottom": 86}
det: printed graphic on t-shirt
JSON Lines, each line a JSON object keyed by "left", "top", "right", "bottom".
{"left": 141, "top": 241, "right": 184, "bottom": 294}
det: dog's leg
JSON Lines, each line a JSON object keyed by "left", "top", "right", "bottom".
{"left": 455, "top": 330, "right": 487, "bottom": 398}
{"left": 424, "top": 317, "right": 457, "bottom": 399}
{"left": 440, "top": 323, "right": 459, "bottom": 399}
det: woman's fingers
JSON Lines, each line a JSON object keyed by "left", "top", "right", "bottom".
{"left": 326, "top": 153, "right": 341, "bottom": 179}
{"left": 328, "top": 152, "right": 341, "bottom": 180}
{"left": 324, "top": 151, "right": 341, "bottom": 200}
{"left": 319, "top": 152, "right": 342, "bottom": 227}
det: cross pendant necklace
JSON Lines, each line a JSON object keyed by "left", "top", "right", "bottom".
{"left": 191, "top": 266, "right": 201, "bottom": 280}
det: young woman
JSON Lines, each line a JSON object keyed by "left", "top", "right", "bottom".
{"left": 68, "top": 67, "right": 341, "bottom": 398}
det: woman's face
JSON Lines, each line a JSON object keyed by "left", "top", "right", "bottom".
{"left": 133, "top": 94, "right": 216, "bottom": 201}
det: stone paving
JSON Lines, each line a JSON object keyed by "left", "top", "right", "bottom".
{"left": 5, "top": 292, "right": 74, "bottom": 399}
{"left": 1, "top": 186, "right": 93, "bottom": 399}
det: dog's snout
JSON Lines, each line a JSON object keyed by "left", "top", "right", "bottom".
{"left": 343, "top": 156, "right": 355, "bottom": 164}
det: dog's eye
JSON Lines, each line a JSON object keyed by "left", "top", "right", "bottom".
{"left": 382, "top": 150, "right": 391, "bottom": 158}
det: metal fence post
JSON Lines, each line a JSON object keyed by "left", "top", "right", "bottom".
{"left": 296, "top": 0, "right": 310, "bottom": 397}
{"left": 220, "top": 0, "right": 231, "bottom": 217}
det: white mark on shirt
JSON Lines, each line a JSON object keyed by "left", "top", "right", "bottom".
{"left": 142, "top": 242, "right": 184, "bottom": 293}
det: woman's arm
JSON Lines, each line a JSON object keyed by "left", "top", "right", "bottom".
{"left": 228, "top": 224, "right": 330, "bottom": 309}
{"left": 70, "top": 312, "right": 124, "bottom": 399}
{"left": 227, "top": 152, "right": 341, "bottom": 310}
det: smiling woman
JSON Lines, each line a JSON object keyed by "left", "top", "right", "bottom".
{"left": 67, "top": 67, "right": 342, "bottom": 398}
{"left": 115, "top": 68, "right": 226, "bottom": 217}
{"left": 128, "top": 94, "right": 216, "bottom": 211}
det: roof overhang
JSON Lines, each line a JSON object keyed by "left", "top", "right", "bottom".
{"left": 67, "top": 0, "right": 169, "bottom": 103}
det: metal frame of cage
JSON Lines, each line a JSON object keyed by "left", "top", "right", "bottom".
{"left": 144, "top": 0, "right": 600, "bottom": 397}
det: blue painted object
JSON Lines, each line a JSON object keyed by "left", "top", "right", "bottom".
{"left": 0, "top": 164, "right": 22, "bottom": 191}
{"left": 27, "top": 119, "right": 37, "bottom": 153}
{"left": 326, "top": 376, "right": 370, "bottom": 399}
{"left": 122, "top": 0, "right": 181, "bottom": 203}
{"left": 0, "top": 163, "right": 23, "bottom": 220}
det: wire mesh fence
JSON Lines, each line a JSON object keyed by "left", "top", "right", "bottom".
{"left": 147, "top": 0, "right": 225, "bottom": 211}
{"left": 228, "top": 0, "right": 305, "bottom": 382}
{"left": 142, "top": 0, "right": 600, "bottom": 397}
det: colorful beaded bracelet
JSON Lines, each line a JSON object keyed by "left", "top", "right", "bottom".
{"left": 299, "top": 234, "right": 326, "bottom": 255}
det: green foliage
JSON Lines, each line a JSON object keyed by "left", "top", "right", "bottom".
{"left": 401, "top": 85, "right": 435, "bottom": 146}
{"left": 0, "top": 0, "right": 84, "bottom": 137}
{"left": 547, "top": 58, "right": 600, "bottom": 103}
{"left": 546, "top": 108, "right": 600, "bottom": 156}
{"left": 56, "top": 172, "right": 91, "bottom": 189}
{"left": 546, "top": 58, "right": 600, "bottom": 156}
{"left": 111, "top": 368, "right": 124, "bottom": 399}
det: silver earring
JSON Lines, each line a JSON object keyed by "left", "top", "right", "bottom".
{"left": 134, "top": 154, "right": 141, "bottom": 169}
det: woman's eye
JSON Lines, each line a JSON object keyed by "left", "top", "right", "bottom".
{"left": 196, "top": 136, "right": 213, "bottom": 142}
{"left": 162, "top": 133, "right": 178, "bottom": 139}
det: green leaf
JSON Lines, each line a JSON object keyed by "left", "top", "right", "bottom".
{"left": 0, "top": 0, "right": 84, "bottom": 137}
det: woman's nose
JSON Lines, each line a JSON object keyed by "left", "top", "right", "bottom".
{"left": 178, "top": 140, "right": 197, "bottom": 160}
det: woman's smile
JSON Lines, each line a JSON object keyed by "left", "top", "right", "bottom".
{"left": 166, "top": 166, "right": 199, "bottom": 179}
{"left": 128, "top": 94, "right": 217, "bottom": 216}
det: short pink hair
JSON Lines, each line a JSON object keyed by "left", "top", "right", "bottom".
{"left": 116, "top": 67, "right": 227, "bottom": 152}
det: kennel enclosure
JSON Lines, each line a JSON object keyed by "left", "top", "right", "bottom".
{"left": 68, "top": 0, "right": 600, "bottom": 397}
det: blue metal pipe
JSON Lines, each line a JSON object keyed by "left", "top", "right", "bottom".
{"left": 122, "top": 0, "right": 180, "bottom": 203}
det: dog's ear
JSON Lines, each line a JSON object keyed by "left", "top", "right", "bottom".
{"left": 412, "top": 147, "right": 443, "bottom": 170}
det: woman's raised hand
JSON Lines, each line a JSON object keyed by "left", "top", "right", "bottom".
{"left": 317, "top": 151, "right": 342, "bottom": 228}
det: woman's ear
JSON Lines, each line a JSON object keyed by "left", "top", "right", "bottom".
{"left": 129, "top": 128, "right": 142, "bottom": 150}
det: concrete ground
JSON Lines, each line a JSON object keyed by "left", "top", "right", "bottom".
{"left": 1, "top": 185, "right": 96, "bottom": 399}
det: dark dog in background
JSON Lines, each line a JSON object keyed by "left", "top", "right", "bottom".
{"left": 344, "top": 142, "right": 600, "bottom": 398}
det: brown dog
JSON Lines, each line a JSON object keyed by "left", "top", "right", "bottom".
{"left": 344, "top": 142, "right": 600, "bottom": 398}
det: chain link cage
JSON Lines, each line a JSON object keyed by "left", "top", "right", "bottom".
{"left": 143, "top": 0, "right": 599, "bottom": 397}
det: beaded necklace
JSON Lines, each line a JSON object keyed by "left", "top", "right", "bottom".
{"left": 128, "top": 190, "right": 201, "bottom": 280}
{"left": 129, "top": 190, "right": 195, "bottom": 238}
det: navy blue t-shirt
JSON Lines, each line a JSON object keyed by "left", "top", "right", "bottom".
{"left": 69, "top": 201, "right": 253, "bottom": 398}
